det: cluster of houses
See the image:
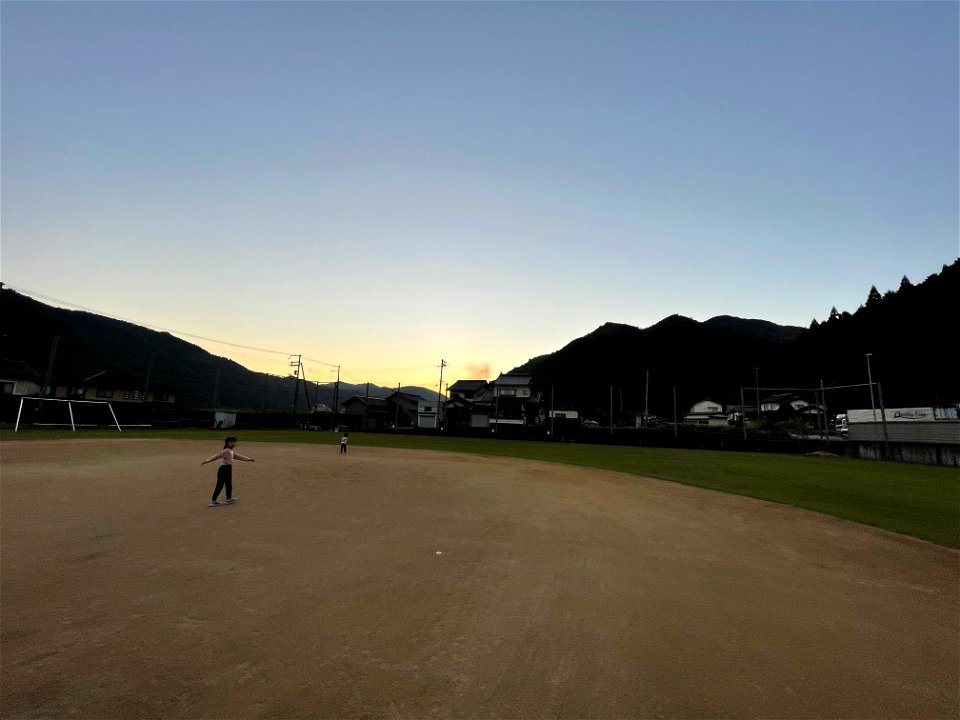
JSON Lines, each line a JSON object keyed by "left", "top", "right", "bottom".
{"left": 337, "top": 372, "right": 822, "bottom": 431}
{"left": 339, "top": 373, "right": 542, "bottom": 431}
{"left": 3, "top": 357, "right": 828, "bottom": 431}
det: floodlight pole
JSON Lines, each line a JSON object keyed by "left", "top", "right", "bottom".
{"left": 740, "top": 388, "right": 747, "bottom": 440}
{"left": 877, "top": 382, "right": 890, "bottom": 455}
{"left": 644, "top": 369, "right": 649, "bottom": 425}
{"left": 43, "top": 335, "right": 59, "bottom": 397}
{"left": 754, "top": 367, "right": 761, "bottom": 421}
{"left": 672, "top": 385, "right": 678, "bottom": 438}
{"left": 865, "top": 353, "right": 877, "bottom": 421}
{"left": 550, "top": 385, "right": 555, "bottom": 437}
{"left": 820, "top": 379, "right": 828, "bottom": 443}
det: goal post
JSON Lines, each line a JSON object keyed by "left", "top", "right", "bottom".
{"left": 15, "top": 397, "right": 122, "bottom": 432}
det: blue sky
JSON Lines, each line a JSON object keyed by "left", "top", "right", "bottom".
{"left": 2, "top": 1, "right": 957, "bottom": 390}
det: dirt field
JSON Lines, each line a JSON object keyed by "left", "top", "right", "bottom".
{"left": 2, "top": 439, "right": 957, "bottom": 719}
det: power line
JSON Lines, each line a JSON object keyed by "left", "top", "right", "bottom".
{"left": 6, "top": 285, "right": 454, "bottom": 387}
{"left": 5, "top": 285, "right": 342, "bottom": 367}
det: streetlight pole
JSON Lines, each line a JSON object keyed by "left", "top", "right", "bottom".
{"left": 866, "top": 353, "right": 877, "bottom": 421}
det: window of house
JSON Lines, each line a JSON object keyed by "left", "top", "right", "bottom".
{"left": 2, "top": 382, "right": 14, "bottom": 395}
{"left": 96, "top": 388, "right": 114, "bottom": 399}
{"left": 122, "top": 389, "right": 143, "bottom": 401}
{"left": 499, "top": 388, "right": 516, "bottom": 397}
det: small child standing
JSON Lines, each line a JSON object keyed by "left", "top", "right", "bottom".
{"left": 202, "top": 436, "right": 255, "bottom": 507}
{"left": 340, "top": 432, "right": 349, "bottom": 454}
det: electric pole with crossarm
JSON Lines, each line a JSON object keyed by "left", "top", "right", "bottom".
{"left": 437, "top": 359, "right": 447, "bottom": 430}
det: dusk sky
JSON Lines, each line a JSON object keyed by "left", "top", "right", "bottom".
{"left": 2, "top": 1, "right": 957, "bottom": 392}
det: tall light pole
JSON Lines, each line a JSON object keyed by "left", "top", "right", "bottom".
{"left": 754, "top": 367, "right": 761, "bottom": 421}
{"left": 866, "top": 353, "right": 877, "bottom": 421}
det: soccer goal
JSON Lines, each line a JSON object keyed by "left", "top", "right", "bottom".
{"left": 15, "top": 397, "right": 122, "bottom": 432}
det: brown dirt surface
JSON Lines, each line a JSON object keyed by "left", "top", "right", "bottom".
{"left": 2, "top": 439, "right": 958, "bottom": 719}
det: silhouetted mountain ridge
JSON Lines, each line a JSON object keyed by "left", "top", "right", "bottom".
{"left": 513, "top": 260, "right": 958, "bottom": 419}
{"left": 3, "top": 258, "right": 957, "bottom": 418}
{"left": 0, "top": 289, "right": 435, "bottom": 411}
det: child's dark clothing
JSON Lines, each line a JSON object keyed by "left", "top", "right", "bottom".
{"left": 212, "top": 464, "right": 232, "bottom": 503}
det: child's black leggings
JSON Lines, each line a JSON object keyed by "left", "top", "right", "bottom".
{"left": 212, "top": 464, "right": 233, "bottom": 502}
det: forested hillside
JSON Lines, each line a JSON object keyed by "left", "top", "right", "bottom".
{"left": 516, "top": 260, "right": 959, "bottom": 419}
{"left": 0, "top": 289, "right": 432, "bottom": 411}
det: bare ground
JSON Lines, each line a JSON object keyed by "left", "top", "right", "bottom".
{"left": 1, "top": 439, "right": 957, "bottom": 719}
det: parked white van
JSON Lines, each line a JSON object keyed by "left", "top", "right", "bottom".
{"left": 835, "top": 414, "right": 848, "bottom": 438}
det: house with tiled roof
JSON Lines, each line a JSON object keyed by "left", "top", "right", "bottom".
{"left": 340, "top": 394, "right": 390, "bottom": 429}
{"left": 489, "top": 372, "right": 537, "bottom": 430}
{"left": 448, "top": 380, "right": 487, "bottom": 401}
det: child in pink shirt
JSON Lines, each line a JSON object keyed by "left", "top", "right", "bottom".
{"left": 202, "top": 436, "right": 255, "bottom": 507}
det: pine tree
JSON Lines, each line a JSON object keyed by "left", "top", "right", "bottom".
{"left": 866, "top": 285, "right": 882, "bottom": 306}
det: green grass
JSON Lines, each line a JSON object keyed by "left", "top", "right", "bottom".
{"left": 4, "top": 427, "right": 958, "bottom": 548}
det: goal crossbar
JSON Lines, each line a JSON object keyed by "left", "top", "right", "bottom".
{"left": 15, "top": 397, "right": 122, "bottom": 432}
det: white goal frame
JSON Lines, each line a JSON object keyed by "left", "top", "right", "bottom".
{"left": 15, "top": 397, "right": 122, "bottom": 432}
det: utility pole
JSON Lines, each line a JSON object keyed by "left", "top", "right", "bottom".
{"left": 672, "top": 385, "right": 678, "bottom": 438}
{"left": 333, "top": 365, "right": 340, "bottom": 431}
{"left": 437, "top": 359, "right": 446, "bottom": 430}
{"left": 610, "top": 385, "right": 614, "bottom": 435}
{"left": 395, "top": 382, "right": 401, "bottom": 427}
{"left": 644, "top": 369, "right": 649, "bottom": 426}
{"left": 261, "top": 372, "right": 268, "bottom": 426}
{"left": 43, "top": 335, "right": 59, "bottom": 397}
{"left": 301, "top": 365, "right": 314, "bottom": 412}
{"left": 494, "top": 374, "right": 500, "bottom": 434}
{"left": 143, "top": 351, "right": 155, "bottom": 402}
{"left": 212, "top": 364, "right": 221, "bottom": 409}
{"left": 290, "top": 355, "right": 302, "bottom": 414}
